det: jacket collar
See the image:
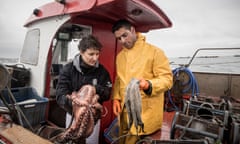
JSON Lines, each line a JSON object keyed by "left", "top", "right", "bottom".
{"left": 122, "top": 32, "right": 146, "bottom": 51}
{"left": 73, "top": 54, "right": 99, "bottom": 73}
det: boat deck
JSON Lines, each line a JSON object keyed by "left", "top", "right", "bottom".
{"left": 1, "top": 110, "right": 232, "bottom": 144}
{"left": 149, "top": 111, "right": 176, "bottom": 141}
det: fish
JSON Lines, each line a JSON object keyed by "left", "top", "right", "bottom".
{"left": 124, "top": 78, "right": 144, "bottom": 134}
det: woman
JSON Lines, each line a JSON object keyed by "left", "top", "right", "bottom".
{"left": 56, "top": 35, "right": 112, "bottom": 144}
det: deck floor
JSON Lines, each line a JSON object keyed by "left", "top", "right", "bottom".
{"left": 148, "top": 111, "right": 175, "bottom": 141}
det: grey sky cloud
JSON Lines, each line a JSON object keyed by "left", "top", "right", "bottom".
{"left": 148, "top": 0, "right": 240, "bottom": 57}
{"left": 0, "top": 0, "right": 240, "bottom": 58}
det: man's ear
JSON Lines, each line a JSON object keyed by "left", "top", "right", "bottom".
{"left": 130, "top": 26, "right": 135, "bottom": 33}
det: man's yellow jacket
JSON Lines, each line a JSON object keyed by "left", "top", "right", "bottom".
{"left": 113, "top": 33, "right": 173, "bottom": 135}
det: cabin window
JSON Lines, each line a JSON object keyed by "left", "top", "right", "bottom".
{"left": 20, "top": 29, "right": 40, "bottom": 65}
{"left": 52, "top": 24, "right": 92, "bottom": 64}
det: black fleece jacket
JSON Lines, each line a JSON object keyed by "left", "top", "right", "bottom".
{"left": 56, "top": 55, "right": 112, "bottom": 114}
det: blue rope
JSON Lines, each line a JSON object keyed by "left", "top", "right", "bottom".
{"left": 167, "top": 67, "right": 199, "bottom": 110}
{"left": 167, "top": 90, "right": 179, "bottom": 111}
{"left": 172, "top": 67, "right": 199, "bottom": 97}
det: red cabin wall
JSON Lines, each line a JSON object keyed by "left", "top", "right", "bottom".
{"left": 93, "top": 25, "right": 118, "bottom": 143}
{"left": 71, "top": 18, "right": 120, "bottom": 143}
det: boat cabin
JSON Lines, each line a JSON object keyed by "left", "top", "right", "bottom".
{"left": 16, "top": 0, "right": 172, "bottom": 143}
{"left": 2, "top": 1, "right": 240, "bottom": 144}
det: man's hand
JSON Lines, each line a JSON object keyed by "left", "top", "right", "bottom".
{"left": 139, "top": 78, "right": 149, "bottom": 90}
{"left": 113, "top": 100, "right": 121, "bottom": 116}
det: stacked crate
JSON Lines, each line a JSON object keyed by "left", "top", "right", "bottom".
{"left": 227, "top": 97, "right": 240, "bottom": 144}
{"left": 0, "top": 87, "right": 48, "bottom": 129}
{"left": 170, "top": 95, "right": 229, "bottom": 143}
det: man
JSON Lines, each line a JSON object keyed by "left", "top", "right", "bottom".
{"left": 56, "top": 35, "right": 112, "bottom": 144}
{"left": 112, "top": 19, "right": 173, "bottom": 144}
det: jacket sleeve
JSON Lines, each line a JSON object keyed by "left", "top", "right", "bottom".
{"left": 95, "top": 66, "right": 112, "bottom": 104}
{"left": 112, "top": 74, "right": 122, "bottom": 101}
{"left": 149, "top": 48, "right": 173, "bottom": 96}
{"left": 112, "top": 54, "right": 122, "bottom": 101}
{"left": 56, "top": 63, "right": 73, "bottom": 114}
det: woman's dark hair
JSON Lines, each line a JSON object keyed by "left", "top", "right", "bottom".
{"left": 112, "top": 19, "right": 132, "bottom": 33}
{"left": 78, "top": 35, "right": 102, "bottom": 52}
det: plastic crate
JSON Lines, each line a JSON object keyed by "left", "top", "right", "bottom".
{"left": 183, "top": 100, "right": 229, "bottom": 127}
{"left": 229, "top": 121, "right": 240, "bottom": 144}
{"left": 227, "top": 97, "right": 240, "bottom": 115}
{"left": 148, "top": 139, "right": 208, "bottom": 144}
{"left": 171, "top": 112, "right": 224, "bottom": 143}
{"left": 104, "top": 117, "right": 119, "bottom": 143}
{"left": 190, "top": 95, "right": 227, "bottom": 110}
{"left": 0, "top": 87, "right": 48, "bottom": 128}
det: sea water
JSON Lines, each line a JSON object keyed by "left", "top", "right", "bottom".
{"left": 170, "top": 55, "right": 240, "bottom": 74}
{"left": 1, "top": 56, "right": 240, "bottom": 74}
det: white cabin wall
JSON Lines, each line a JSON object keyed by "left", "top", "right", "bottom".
{"left": 21, "top": 15, "right": 70, "bottom": 97}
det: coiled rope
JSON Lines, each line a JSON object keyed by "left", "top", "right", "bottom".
{"left": 173, "top": 67, "right": 199, "bottom": 96}
{"left": 167, "top": 66, "right": 199, "bottom": 111}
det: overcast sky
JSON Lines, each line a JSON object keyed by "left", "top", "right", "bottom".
{"left": 0, "top": 0, "right": 240, "bottom": 58}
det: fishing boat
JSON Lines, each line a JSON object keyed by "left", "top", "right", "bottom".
{"left": 0, "top": 0, "right": 240, "bottom": 143}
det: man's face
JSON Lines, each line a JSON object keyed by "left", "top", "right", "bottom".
{"left": 114, "top": 26, "right": 136, "bottom": 49}
{"left": 80, "top": 48, "right": 99, "bottom": 66}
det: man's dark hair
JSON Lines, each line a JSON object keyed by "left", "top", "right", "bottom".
{"left": 78, "top": 35, "right": 102, "bottom": 52}
{"left": 112, "top": 19, "right": 132, "bottom": 33}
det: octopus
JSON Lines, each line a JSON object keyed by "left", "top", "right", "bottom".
{"left": 124, "top": 78, "right": 144, "bottom": 134}
{"left": 55, "top": 85, "right": 102, "bottom": 143}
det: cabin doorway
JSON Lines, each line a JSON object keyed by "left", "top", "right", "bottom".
{"left": 48, "top": 23, "right": 92, "bottom": 127}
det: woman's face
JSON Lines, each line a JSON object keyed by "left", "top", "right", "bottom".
{"left": 80, "top": 48, "right": 100, "bottom": 66}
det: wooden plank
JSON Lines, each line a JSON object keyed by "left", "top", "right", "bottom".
{"left": 0, "top": 124, "right": 52, "bottom": 144}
